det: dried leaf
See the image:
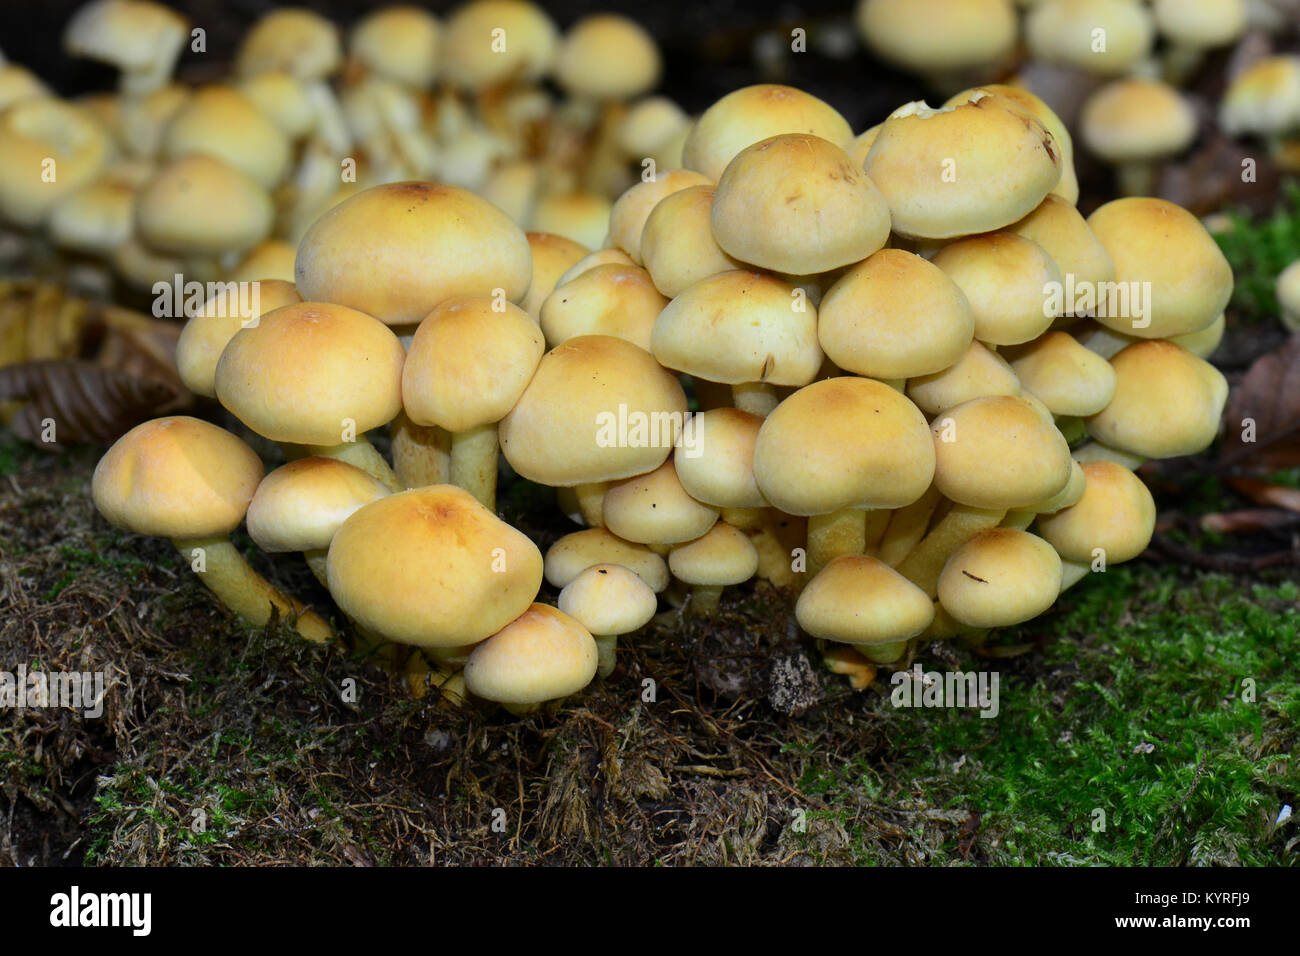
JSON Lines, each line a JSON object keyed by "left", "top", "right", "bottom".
{"left": 1228, "top": 477, "right": 1300, "bottom": 513}
{"left": 1220, "top": 333, "right": 1300, "bottom": 471}
{"left": 0, "top": 360, "right": 184, "bottom": 448}
{"left": 1200, "top": 508, "right": 1300, "bottom": 533}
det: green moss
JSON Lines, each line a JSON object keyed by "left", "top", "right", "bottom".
{"left": 801, "top": 567, "right": 1300, "bottom": 865}
{"left": 1216, "top": 179, "right": 1300, "bottom": 322}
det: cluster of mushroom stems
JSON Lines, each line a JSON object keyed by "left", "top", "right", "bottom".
{"left": 87, "top": 68, "right": 1233, "bottom": 713}
{"left": 0, "top": 0, "right": 681, "bottom": 299}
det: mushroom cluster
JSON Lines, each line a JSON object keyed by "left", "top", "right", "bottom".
{"left": 91, "top": 76, "right": 1233, "bottom": 710}
{"left": 0, "top": 0, "right": 679, "bottom": 302}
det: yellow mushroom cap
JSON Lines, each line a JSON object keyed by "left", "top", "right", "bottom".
{"left": 93, "top": 416, "right": 263, "bottom": 539}
{"left": 674, "top": 408, "right": 766, "bottom": 510}
{"left": 441, "top": 0, "right": 558, "bottom": 90}
{"left": 943, "top": 84, "right": 1078, "bottom": 205}
{"left": 521, "top": 232, "right": 588, "bottom": 320}
{"left": 463, "top": 603, "right": 598, "bottom": 705}
{"left": 246, "top": 457, "right": 391, "bottom": 553}
{"left": 499, "top": 334, "right": 688, "bottom": 486}
{"left": 176, "top": 278, "right": 302, "bottom": 398}
{"left": 558, "top": 564, "right": 657, "bottom": 636}
{"left": 539, "top": 263, "right": 667, "bottom": 351}
{"left": 603, "top": 459, "right": 719, "bottom": 545}
{"left": 683, "top": 84, "right": 853, "bottom": 183}
{"left": 1220, "top": 55, "right": 1300, "bottom": 137}
{"left": 328, "top": 485, "right": 543, "bottom": 648}
{"left": 235, "top": 8, "right": 342, "bottom": 80}
{"left": 531, "top": 192, "right": 612, "bottom": 251}
{"left": 937, "top": 528, "right": 1063, "bottom": 628}
{"left": 932, "top": 234, "right": 1062, "bottom": 346}
{"left": 0, "top": 98, "right": 111, "bottom": 228}
{"left": 855, "top": 0, "right": 1017, "bottom": 74}
{"left": 350, "top": 6, "right": 442, "bottom": 89}
{"left": 1086, "top": 197, "right": 1233, "bottom": 339}
{"left": 63, "top": 0, "right": 189, "bottom": 94}
{"left": 224, "top": 240, "right": 299, "bottom": 285}
{"left": 0, "top": 65, "right": 51, "bottom": 111}
{"left": 932, "top": 395, "right": 1073, "bottom": 509}
{"left": 237, "top": 71, "right": 315, "bottom": 139}
{"left": 402, "top": 296, "right": 545, "bottom": 433}
{"left": 543, "top": 528, "right": 670, "bottom": 592}
{"left": 1278, "top": 260, "right": 1300, "bottom": 331}
{"left": 1004, "top": 194, "right": 1115, "bottom": 291}
{"left": 818, "top": 249, "right": 974, "bottom": 380}
{"left": 607, "top": 169, "right": 712, "bottom": 263}
{"left": 1080, "top": 78, "right": 1196, "bottom": 165}
{"left": 1037, "top": 460, "right": 1156, "bottom": 564}
{"left": 554, "top": 14, "right": 661, "bottom": 101}
{"left": 864, "top": 95, "right": 1062, "bottom": 240}
{"left": 1153, "top": 0, "right": 1246, "bottom": 49}
{"left": 668, "top": 522, "right": 760, "bottom": 587}
{"left": 651, "top": 270, "right": 823, "bottom": 387}
{"left": 135, "top": 154, "right": 274, "bottom": 256}
{"left": 906, "top": 341, "right": 1022, "bottom": 416}
{"left": 640, "top": 185, "right": 741, "bottom": 298}
{"left": 161, "top": 85, "right": 291, "bottom": 189}
{"left": 1085, "top": 340, "right": 1228, "bottom": 459}
{"left": 796, "top": 555, "right": 935, "bottom": 645}
{"left": 1006, "top": 331, "right": 1117, "bottom": 417}
{"left": 711, "top": 133, "right": 891, "bottom": 274}
{"left": 47, "top": 176, "right": 135, "bottom": 256}
{"left": 215, "top": 301, "right": 405, "bottom": 445}
{"left": 1025, "top": 0, "right": 1155, "bottom": 76}
{"left": 295, "top": 181, "right": 532, "bottom": 326}
{"left": 754, "top": 377, "right": 935, "bottom": 516}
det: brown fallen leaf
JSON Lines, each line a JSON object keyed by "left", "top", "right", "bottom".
{"left": 1229, "top": 477, "right": 1300, "bottom": 512}
{"left": 1200, "top": 508, "right": 1300, "bottom": 534}
{"left": 1220, "top": 332, "right": 1300, "bottom": 471}
{"left": 0, "top": 360, "right": 185, "bottom": 448}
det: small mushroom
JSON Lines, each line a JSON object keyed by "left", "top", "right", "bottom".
{"left": 667, "top": 522, "right": 760, "bottom": 616}
{"left": 463, "top": 603, "right": 598, "bottom": 714}
{"left": 558, "top": 564, "right": 657, "bottom": 677}
{"left": 796, "top": 555, "right": 934, "bottom": 664}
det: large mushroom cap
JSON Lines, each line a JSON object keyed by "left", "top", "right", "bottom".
{"left": 1037, "top": 460, "right": 1156, "bottom": 564}
{"left": 1086, "top": 197, "right": 1233, "bottom": 339}
{"left": 246, "top": 457, "right": 391, "bottom": 553}
{"left": 641, "top": 185, "right": 741, "bottom": 298}
{"left": 1085, "top": 340, "right": 1228, "bottom": 459}
{"left": 554, "top": 14, "right": 661, "bottom": 101}
{"left": 1007, "top": 331, "right": 1117, "bottom": 418}
{"left": 327, "top": 485, "right": 544, "bottom": 648}
{"left": 711, "top": 134, "right": 891, "bottom": 275}
{"left": 673, "top": 407, "right": 766, "bottom": 510}
{"left": 295, "top": 181, "right": 532, "bottom": 326}
{"left": 607, "top": 169, "right": 712, "bottom": 263}
{"left": 931, "top": 233, "right": 1062, "bottom": 346}
{"left": 796, "top": 555, "right": 935, "bottom": 645}
{"left": 176, "top": 279, "right": 301, "bottom": 399}
{"left": 161, "top": 85, "right": 291, "bottom": 188}
{"left": 235, "top": 8, "right": 342, "bottom": 80}
{"left": 683, "top": 84, "right": 853, "bottom": 183}
{"left": 855, "top": 0, "right": 1017, "bottom": 75}
{"left": 93, "top": 417, "right": 264, "bottom": 539}
{"left": 932, "top": 395, "right": 1073, "bottom": 510}
{"left": 754, "top": 376, "right": 936, "bottom": 516}
{"left": 1080, "top": 78, "right": 1197, "bottom": 167}
{"left": 350, "top": 6, "right": 442, "bottom": 89}
{"left": 0, "top": 98, "right": 111, "bottom": 228}
{"left": 499, "top": 334, "right": 687, "bottom": 486}
{"left": 1025, "top": 0, "right": 1155, "bottom": 76}
{"left": 603, "top": 458, "right": 719, "bottom": 545}
{"left": 402, "top": 296, "right": 545, "bottom": 433}
{"left": 1004, "top": 194, "right": 1115, "bottom": 290}
{"left": 864, "top": 95, "right": 1062, "bottom": 240}
{"left": 136, "top": 154, "right": 274, "bottom": 257}
{"left": 1220, "top": 55, "right": 1300, "bottom": 137}
{"left": 539, "top": 263, "right": 667, "bottom": 351}
{"left": 441, "top": 0, "right": 558, "bottom": 90}
{"left": 818, "top": 248, "right": 975, "bottom": 380}
{"left": 651, "top": 270, "right": 823, "bottom": 386}
{"left": 215, "top": 300, "right": 405, "bottom": 446}
{"left": 937, "top": 528, "right": 1063, "bottom": 628}
{"left": 463, "top": 603, "right": 598, "bottom": 705}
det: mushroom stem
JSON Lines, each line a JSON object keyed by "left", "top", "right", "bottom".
{"left": 923, "top": 603, "right": 983, "bottom": 640}
{"left": 895, "top": 504, "right": 1005, "bottom": 597}
{"left": 751, "top": 522, "right": 800, "bottom": 588}
{"left": 807, "top": 507, "right": 866, "bottom": 578}
{"left": 303, "top": 549, "right": 328, "bottom": 586}
{"left": 1060, "top": 559, "right": 1092, "bottom": 591}
{"left": 878, "top": 486, "right": 942, "bottom": 567}
{"left": 863, "top": 508, "right": 891, "bottom": 556}
{"left": 1055, "top": 415, "right": 1087, "bottom": 446}
{"left": 732, "top": 382, "right": 779, "bottom": 417}
{"left": 1001, "top": 509, "right": 1036, "bottom": 531}
{"left": 594, "top": 635, "right": 619, "bottom": 678}
{"left": 293, "top": 437, "right": 403, "bottom": 492}
{"left": 823, "top": 644, "right": 876, "bottom": 690}
{"left": 1116, "top": 162, "right": 1156, "bottom": 198}
{"left": 172, "top": 536, "right": 334, "bottom": 643}
{"left": 859, "top": 640, "right": 908, "bottom": 664}
{"left": 450, "top": 423, "right": 499, "bottom": 510}
{"left": 574, "top": 481, "right": 608, "bottom": 528}
{"left": 390, "top": 411, "right": 451, "bottom": 488}
{"left": 689, "top": 585, "right": 724, "bottom": 616}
